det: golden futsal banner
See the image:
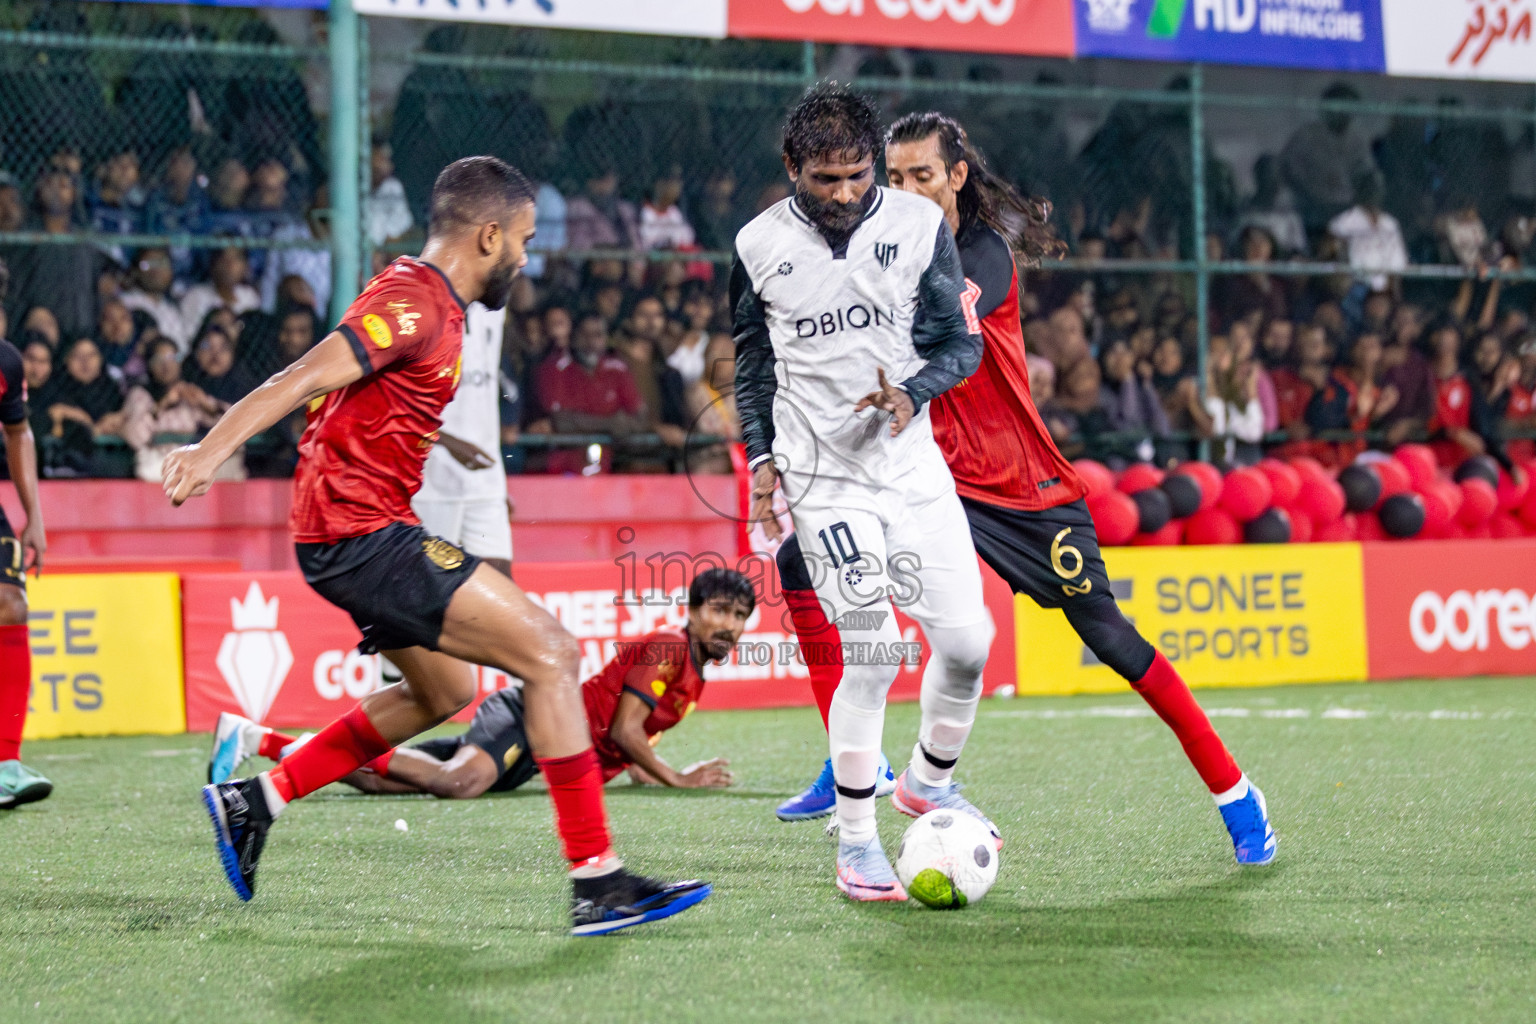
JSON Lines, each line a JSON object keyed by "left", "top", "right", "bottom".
{"left": 1014, "top": 543, "right": 1368, "bottom": 695}
{"left": 23, "top": 573, "right": 186, "bottom": 739}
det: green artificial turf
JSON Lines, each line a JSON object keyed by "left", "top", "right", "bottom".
{"left": 3, "top": 677, "right": 1535, "bottom": 1023}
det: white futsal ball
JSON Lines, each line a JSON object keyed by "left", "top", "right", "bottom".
{"left": 894, "top": 809, "right": 999, "bottom": 908}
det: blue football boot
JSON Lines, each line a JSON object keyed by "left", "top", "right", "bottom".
{"left": 776, "top": 753, "right": 896, "bottom": 821}
{"left": 1219, "top": 779, "right": 1277, "bottom": 865}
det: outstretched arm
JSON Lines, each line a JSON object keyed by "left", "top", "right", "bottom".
{"left": 163, "top": 332, "right": 366, "bottom": 505}
{"left": 608, "top": 692, "right": 732, "bottom": 789}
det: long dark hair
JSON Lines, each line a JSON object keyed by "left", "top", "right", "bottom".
{"left": 886, "top": 111, "right": 1064, "bottom": 267}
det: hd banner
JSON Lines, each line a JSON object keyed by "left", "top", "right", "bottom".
{"left": 1013, "top": 542, "right": 1368, "bottom": 695}
{"left": 1383, "top": 0, "right": 1536, "bottom": 82}
{"left": 728, "top": 0, "right": 1075, "bottom": 56}
{"left": 23, "top": 573, "right": 185, "bottom": 740}
{"left": 1074, "top": 0, "right": 1386, "bottom": 71}
{"left": 353, "top": 0, "right": 728, "bottom": 36}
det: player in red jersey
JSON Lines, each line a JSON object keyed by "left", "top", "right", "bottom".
{"left": 164, "top": 157, "right": 710, "bottom": 936}
{"left": 210, "top": 570, "right": 751, "bottom": 798}
{"left": 0, "top": 272, "right": 51, "bottom": 808}
{"left": 769, "top": 114, "right": 1275, "bottom": 865}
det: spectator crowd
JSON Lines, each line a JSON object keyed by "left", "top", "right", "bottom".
{"left": 2, "top": 13, "right": 1533, "bottom": 481}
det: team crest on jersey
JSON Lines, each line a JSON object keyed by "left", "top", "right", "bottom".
{"left": 421, "top": 538, "right": 466, "bottom": 571}
{"left": 361, "top": 313, "right": 392, "bottom": 349}
{"left": 873, "top": 242, "right": 899, "bottom": 270}
{"left": 386, "top": 300, "right": 421, "bottom": 336}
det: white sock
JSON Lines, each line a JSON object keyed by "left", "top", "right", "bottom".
{"left": 1213, "top": 774, "right": 1251, "bottom": 807}
{"left": 910, "top": 679, "right": 982, "bottom": 791}
{"left": 829, "top": 693, "right": 885, "bottom": 845}
{"left": 256, "top": 771, "right": 288, "bottom": 818}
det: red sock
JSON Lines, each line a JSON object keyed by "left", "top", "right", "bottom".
{"left": 536, "top": 748, "right": 613, "bottom": 867}
{"left": 364, "top": 748, "right": 395, "bottom": 777}
{"left": 268, "top": 705, "right": 393, "bottom": 803}
{"left": 257, "top": 729, "right": 300, "bottom": 761}
{"left": 0, "top": 623, "right": 31, "bottom": 761}
{"left": 1131, "top": 651, "right": 1241, "bottom": 793}
{"left": 784, "top": 587, "right": 842, "bottom": 731}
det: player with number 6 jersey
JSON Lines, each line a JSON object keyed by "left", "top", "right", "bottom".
{"left": 774, "top": 112, "right": 1276, "bottom": 867}
{"left": 734, "top": 85, "right": 999, "bottom": 902}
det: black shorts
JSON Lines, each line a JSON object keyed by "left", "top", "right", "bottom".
{"left": 411, "top": 688, "right": 539, "bottom": 794}
{"left": 960, "top": 497, "right": 1114, "bottom": 610}
{"left": 296, "top": 522, "right": 480, "bottom": 653}
{"left": 0, "top": 508, "right": 24, "bottom": 591}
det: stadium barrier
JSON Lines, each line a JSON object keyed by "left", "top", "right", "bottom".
{"left": 180, "top": 561, "right": 1018, "bottom": 731}
{"left": 24, "top": 539, "right": 1536, "bottom": 737}
{"left": 1363, "top": 539, "right": 1536, "bottom": 680}
{"left": 22, "top": 572, "right": 185, "bottom": 740}
{"left": 1014, "top": 542, "right": 1370, "bottom": 696}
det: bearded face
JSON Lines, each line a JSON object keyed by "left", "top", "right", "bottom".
{"left": 480, "top": 235, "right": 517, "bottom": 311}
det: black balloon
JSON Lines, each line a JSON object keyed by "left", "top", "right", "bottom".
{"left": 1160, "top": 473, "right": 1202, "bottom": 519}
{"left": 1132, "top": 486, "right": 1173, "bottom": 534}
{"left": 1243, "top": 507, "right": 1293, "bottom": 544}
{"left": 1379, "top": 493, "right": 1427, "bottom": 538}
{"left": 1452, "top": 454, "right": 1500, "bottom": 489}
{"left": 1338, "top": 464, "right": 1383, "bottom": 513}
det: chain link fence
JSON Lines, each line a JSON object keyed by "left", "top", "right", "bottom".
{"left": 2, "top": 2, "right": 1534, "bottom": 476}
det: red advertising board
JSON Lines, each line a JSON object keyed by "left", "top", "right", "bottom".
{"left": 1363, "top": 539, "right": 1536, "bottom": 680}
{"left": 182, "top": 559, "right": 1018, "bottom": 731}
{"left": 728, "top": 0, "right": 1074, "bottom": 56}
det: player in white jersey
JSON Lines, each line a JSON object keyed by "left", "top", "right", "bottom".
{"left": 413, "top": 300, "right": 513, "bottom": 574}
{"left": 732, "top": 84, "right": 997, "bottom": 902}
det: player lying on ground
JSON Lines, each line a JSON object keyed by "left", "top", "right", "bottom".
{"left": 734, "top": 84, "right": 999, "bottom": 902}
{"left": 209, "top": 569, "right": 752, "bottom": 798}
{"left": 164, "top": 156, "right": 710, "bottom": 937}
{"left": 772, "top": 111, "right": 1275, "bottom": 866}
{"left": 0, "top": 327, "right": 50, "bottom": 809}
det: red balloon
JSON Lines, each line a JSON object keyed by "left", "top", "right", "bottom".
{"left": 1464, "top": 521, "right": 1492, "bottom": 540}
{"left": 1116, "top": 463, "right": 1165, "bottom": 495}
{"left": 1184, "top": 507, "right": 1241, "bottom": 545}
{"left": 1073, "top": 459, "right": 1116, "bottom": 498}
{"left": 1496, "top": 467, "right": 1530, "bottom": 513}
{"left": 1296, "top": 477, "right": 1346, "bottom": 527}
{"left": 1490, "top": 513, "right": 1526, "bottom": 539}
{"left": 1519, "top": 484, "right": 1536, "bottom": 530}
{"left": 1221, "top": 467, "right": 1274, "bottom": 522}
{"left": 1418, "top": 485, "right": 1459, "bottom": 538}
{"left": 1395, "top": 444, "right": 1439, "bottom": 491}
{"left": 1289, "top": 509, "right": 1314, "bottom": 543}
{"left": 1131, "top": 520, "right": 1184, "bottom": 546}
{"left": 1287, "top": 456, "right": 1333, "bottom": 486}
{"left": 1257, "top": 458, "right": 1302, "bottom": 507}
{"left": 1373, "top": 458, "right": 1413, "bottom": 501}
{"left": 1088, "top": 490, "right": 1139, "bottom": 547}
{"left": 1175, "top": 462, "right": 1224, "bottom": 511}
{"left": 1456, "top": 478, "right": 1498, "bottom": 528}
{"left": 1356, "top": 512, "right": 1389, "bottom": 542}
{"left": 1315, "top": 513, "right": 1357, "bottom": 542}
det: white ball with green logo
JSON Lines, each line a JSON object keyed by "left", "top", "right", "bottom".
{"left": 894, "top": 809, "right": 998, "bottom": 909}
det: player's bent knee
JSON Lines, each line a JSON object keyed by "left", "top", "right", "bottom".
{"left": 0, "top": 586, "right": 28, "bottom": 626}
{"left": 928, "top": 617, "right": 995, "bottom": 678}
{"left": 1064, "top": 596, "right": 1155, "bottom": 681}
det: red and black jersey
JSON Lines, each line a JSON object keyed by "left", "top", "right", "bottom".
{"left": 582, "top": 628, "right": 706, "bottom": 782}
{"left": 0, "top": 340, "right": 27, "bottom": 426}
{"left": 928, "top": 221, "right": 1085, "bottom": 511}
{"left": 290, "top": 257, "right": 467, "bottom": 544}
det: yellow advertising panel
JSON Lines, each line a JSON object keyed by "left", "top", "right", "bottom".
{"left": 22, "top": 573, "right": 185, "bottom": 739}
{"left": 1014, "top": 543, "right": 1367, "bottom": 695}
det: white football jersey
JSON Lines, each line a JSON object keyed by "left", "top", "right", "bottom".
{"left": 731, "top": 188, "right": 981, "bottom": 502}
{"left": 418, "top": 301, "right": 506, "bottom": 502}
